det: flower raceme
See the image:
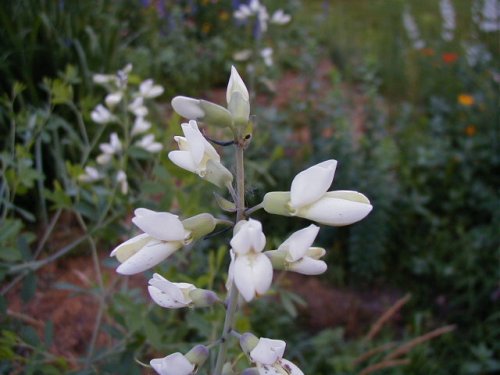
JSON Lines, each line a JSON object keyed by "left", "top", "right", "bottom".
{"left": 265, "top": 224, "right": 327, "bottom": 275}
{"left": 263, "top": 160, "right": 373, "bottom": 226}
{"left": 168, "top": 120, "right": 233, "bottom": 188}
{"left": 110, "top": 208, "right": 216, "bottom": 275}
{"left": 228, "top": 219, "right": 273, "bottom": 302}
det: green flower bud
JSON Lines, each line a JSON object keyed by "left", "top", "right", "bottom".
{"left": 264, "top": 250, "right": 287, "bottom": 270}
{"left": 199, "top": 100, "right": 234, "bottom": 128}
{"left": 205, "top": 159, "right": 234, "bottom": 189}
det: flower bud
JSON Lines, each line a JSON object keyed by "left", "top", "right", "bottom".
{"left": 227, "top": 66, "right": 250, "bottom": 128}
{"left": 184, "top": 344, "right": 209, "bottom": 367}
{"left": 199, "top": 100, "right": 233, "bottom": 128}
{"left": 182, "top": 213, "right": 217, "bottom": 241}
{"left": 189, "top": 288, "right": 220, "bottom": 308}
{"left": 240, "top": 332, "right": 259, "bottom": 355}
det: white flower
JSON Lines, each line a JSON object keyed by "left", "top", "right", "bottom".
{"left": 479, "top": 0, "right": 500, "bottom": 32}
{"left": 266, "top": 224, "right": 327, "bottom": 275}
{"left": 93, "top": 73, "right": 116, "bottom": 85}
{"left": 116, "top": 170, "right": 128, "bottom": 195}
{"left": 402, "top": 8, "right": 425, "bottom": 50}
{"left": 105, "top": 91, "right": 123, "bottom": 107}
{"left": 270, "top": 9, "right": 291, "bottom": 25}
{"left": 90, "top": 104, "right": 115, "bottom": 124}
{"left": 168, "top": 120, "right": 233, "bottom": 187}
{"left": 260, "top": 47, "right": 273, "bottom": 67}
{"left": 131, "top": 116, "right": 152, "bottom": 136}
{"left": 110, "top": 208, "right": 189, "bottom": 275}
{"left": 136, "top": 134, "right": 163, "bottom": 153}
{"left": 228, "top": 219, "right": 273, "bottom": 302}
{"left": 234, "top": 4, "right": 252, "bottom": 20}
{"left": 263, "top": 160, "right": 373, "bottom": 226}
{"left": 78, "top": 166, "right": 102, "bottom": 183}
{"left": 99, "top": 132, "right": 122, "bottom": 155}
{"left": 139, "top": 79, "right": 164, "bottom": 98}
{"left": 128, "top": 96, "right": 148, "bottom": 117}
{"left": 439, "top": 0, "right": 456, "bottom": 41}
{"left": 226, "top": 66, "right": 250, "bottom": 104}
{"left": 250, "top": 338, "right": 304, "bottom": 375}
{"left": 171, "top": 96, "right": 206, "bottom": 120}
{"left": 148, "top": 273, "right": 196, "bottom": 309}
{"left": 150, "top": 352, "right": 195, "bottom": 375}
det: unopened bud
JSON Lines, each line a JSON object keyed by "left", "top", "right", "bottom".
{"left": 185, "top": 345, "right": 209, "bottom": 367}
{"left": 199, "top": 100, "right": 233, "bottom": 128}
{"left": 240, "top": 332, "right": 259, "bottom": 355}
{"left": 182, "top": 213, "right": 217, "bottom": 240}
{"left": 171, "top": 96, "right": 205, "bottom": 120}
{"left": 189, "top": 288, "right": 220, "bottom": 308}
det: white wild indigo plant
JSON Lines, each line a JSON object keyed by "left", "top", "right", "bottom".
{"left": 110, "top": 66, "right": 373, "bottom": 375}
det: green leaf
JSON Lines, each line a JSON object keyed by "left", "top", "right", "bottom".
{"left": 21, "top": 271, "right": 37, "bottom": 302}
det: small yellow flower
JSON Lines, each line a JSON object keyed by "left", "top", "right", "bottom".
{"left": 219, "top": 11, "right": 229, "bottom": 21}
{"left": 458, "top": 94, "right": 475, "bottom": 106}
{"left": 465, "top": 125, "right": 477, "bottom": 137}
{"left": 202, "top": 22, "right": 212, "bottom": 34}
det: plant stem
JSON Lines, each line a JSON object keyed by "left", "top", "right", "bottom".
{"left": 213, "top": 140, "right": 246, "bottom": 375}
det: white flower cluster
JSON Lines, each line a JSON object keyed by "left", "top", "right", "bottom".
{"left": 232, "top": 0, "right": 291, "bottom": 69}
{"left": 477, "top": 0, "right": 500, "bottom": 32}
{"left": 440, "top": 0, "right": 456, "bottom": 41}
{"left": 402, "top": 7, "right": 426, "bottom": 50}
{"left": 79, "top": 65, "right": 163, "bottom": 195}
{"left": 109, "top": 67, "right": 372, "bottom": 375}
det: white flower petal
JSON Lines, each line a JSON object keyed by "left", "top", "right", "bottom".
{"left": 132, "top": 210, "right": 186, "bottom": 242}
{"left": 290, "top": 160, "right": 337, "bottom": 209}
{"left": 182, "top": 121, "right": 207, "bottom": 165}
{"left": 233, "top": 253, "right": 273, "bottom": 302}
{"left": 279, "top": 359, "right": 304, "bottom": 375}
{"left": 279, "top": 224, "right": 319, "bottom": 262}
{"left": 110, "top": 233, "right": 151, "bottom": 261}
{"left": 230, "top": 219, "right": 266, "bottom": 255}
{"left": 289, "top": 257, "right": 327, "bottom": 275}
{"left": 150, "top": 352, "right": 195, "bottom": 375}
{"left": 250, "top": 338, "right": 286, "bottom": 365}
{"left": 169, "top": 150, "right": 198, "bottom": 173}
{"left": 172, "top": 96, "right": 205, "bottom": 120}
{"left": 300, "top": 194, "right": 373, "bottom": 226}
{"left": 116, "top": 241, "right": 182, "bottom": 275}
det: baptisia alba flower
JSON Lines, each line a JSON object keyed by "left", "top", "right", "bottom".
{"left": 270, "top": 9, "right": 291, "bottom": 25}
{"left": 90, "top": 104, "right": 115, "bottom": 124}
{"left": 139, "top": 79, "right": 164, "bottom": 98}
{"left": 116, "top": 170, "right": 128, "bottom": 195}
{"left": 150, "top": 345, "right": 208, "bottom": 375}
{"left": 78, "top": 166, "right": 102, "bottom": 183}
{"left": 228, "top": 219, "right": 273, "bottom": 302}
{"left": 240, "top": 334, "right": 304, "bottom": 375}
{"left": 263, "top": 160, "right": 373, "bottom": 226}
{"left": 97, "top": 132, "right": 122, "bottom": 164}
{"left": 110, "top": 208, "right": 216, "bottom": 275}
{"left": 148, "top": 273, "right": 219, "bottom": 309}
{"left": 168, "top": 120, "right": 233, "bottom": 188}
{"left": 265, "top": 224, "right": 327, "bottom": 275}
{"left": 136, "top": 134, "right": 163, "bottom": 153}
{"left": 131, "top": 116, "right": 151, "bottom": 136}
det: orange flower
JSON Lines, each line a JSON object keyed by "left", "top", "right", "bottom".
{"left": 442, "top": 52, "right": 458, "bottom": 64}
{"left": 458, "top": 94, "right": 475, "bottom": 106}
{"left": 465, "top": 125, "right": 477, "bottom": 137}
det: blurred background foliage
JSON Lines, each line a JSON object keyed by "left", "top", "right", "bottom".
{"left": 0, "top": 0, "right": 498, "bottom": 374}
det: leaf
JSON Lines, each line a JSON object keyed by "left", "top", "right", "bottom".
{"left": 21, "top": 272, "right": 37, "bottom": 303}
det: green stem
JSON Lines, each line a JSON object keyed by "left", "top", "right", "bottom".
{"left": 213, "top": 141, "right": 245, "bottom": 375}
